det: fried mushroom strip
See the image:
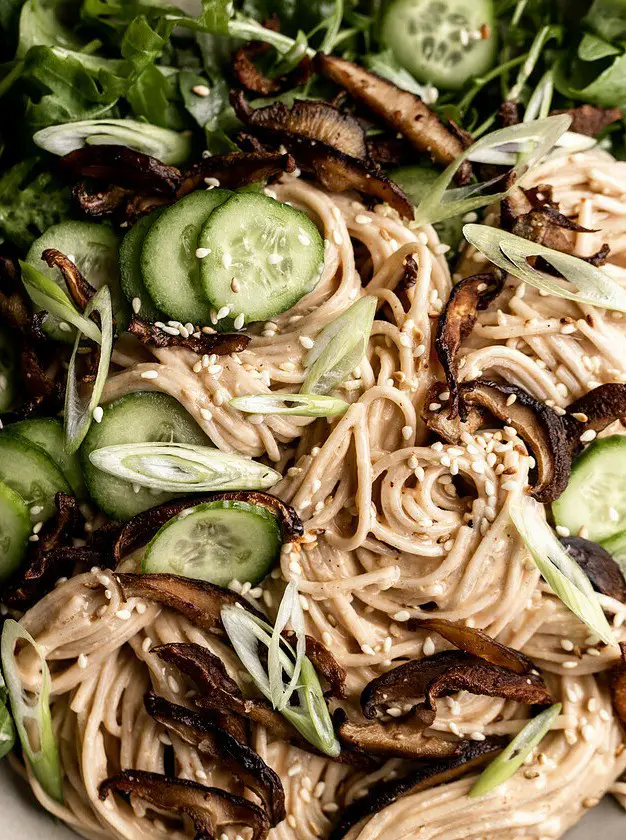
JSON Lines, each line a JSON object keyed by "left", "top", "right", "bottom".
{"left": 59, "top": 146, "right": 181, "bottom": 194}
{"left": 178, "top": 151, "right": 296, "bottom": 196}
{"left": 128, "top": 316, "right": 250, "bottom": 356}
{"left": 564, "top": 383, "right": 626, "bottom": 455}
{"left": 560, "top": 537, "right": 626, "bottom": 602}
{"left": 41, "top": 249, "right": 96, "bottom": 311}
{"left": 99, "top": 770, "right": 270, "bottom": 840}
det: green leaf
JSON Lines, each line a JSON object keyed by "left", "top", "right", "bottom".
{"left": 16, "top": 0, "right": 84, "bottom": 57}
{"left": 126, "top": 64, "right": 186, "bottom": 129}
{"left": 194, "top": 0, "right": 233, "bottom": 35}
{"left": 554, "top": 49, "right": 626, "bottom": 108}
{"left": 0, "top": 159, "right": 70, "bottom": 251}
{"left": 363, "top": 50, "right": 433, "bottom": 99}
{"left": 179, "top": 69, "right": 215, "bottom": 127}
{"left": 470, "top": 704, "right": 561, "bottom": 798}
{"left": 578, "top": 32, "right": 620, "bottom": 62}
{"left": 584, "top": 0, "right": 626, "bottom": 44}
{"left": 229, "top": 393, "right": 349, "bottom": 417}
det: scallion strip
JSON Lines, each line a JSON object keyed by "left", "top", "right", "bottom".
{"left": 88, "top": 442, "right": 282, "bottom": 492}
{"left": 268, "top": 581, "right": 305, "bottom": 711}
{"left": 64, "top": 286, "right": 113, "bottom": 455}
{"left": 19, "top": 262, "right": 102, "bottom": 345}
{"left": 463, "top": 224, "right": 626, "bottom": 313}
{"left": 510, "top": 495, "right": 616, "bottom": 645}
{"left": 413, "top": 115, "right": 571, "bottom": 226}
{"left": 470, "top": 703, "right": 561, "bottom": 797}
{"left": 1, "top": 620, "right": 63, "bottom": 801}
{"left": 302, "top": 297, "right": 376, "bottom": 395}
{"left": 230, "top": 393, "right": 349, "bottom": 417}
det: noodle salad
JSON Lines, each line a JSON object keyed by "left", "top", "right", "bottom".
{"left": 2, "top": 2, "right": 626, "bottom": 839}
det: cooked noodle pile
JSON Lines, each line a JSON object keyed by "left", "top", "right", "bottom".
{"left": 12, "top": 149, "right": 626, "bottom": 839}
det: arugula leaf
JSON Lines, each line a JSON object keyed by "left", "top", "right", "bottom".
{"left": 17, "top": 0, "right": 84, "bottom": 57}
{"left": 179, "top": 69, "right": 214, "bottom": 127}
{"left": 584, "top": 0, "right": 626, "bottom": 44}
{"left": 578, "top": 32, "right": 620, "bottom": 61}
{"left": 127, "top": 64, "right": 186, "bottom": 129}
{"left": 0, "top": 159, "right": 71, "bottom": 250}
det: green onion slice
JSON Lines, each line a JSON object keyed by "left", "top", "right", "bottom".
{"left": 33, "top": 119, "right": 192, "bottom": 165}
{"left": 413, "top": 115, "right": 571, "bottom": 226}
{"left": 0, "top": 670, "right": 15, "bottom": 760}
{"left": 221, "top": 587, "right": 340, "bottom": 757}
{"left": 1, "top": 619, "right": 63, "bottom": 801}
{"left": 64, "top": 286, "right": 113, "bottom": 455}
{"left": 470, "top": 703, "right": 562, "bottom": 798}
{"left": 302, "top": 297, "right": 376, "bottom": 395}
{"left": 88, "top": 442, "right": 282, "bottom": 492}
{"left": 510, "top": 495, "right": 616, "bottom": 645}
{"left": 230, "top": 393, "right": 349, "bottom": 417}
{"left": 463, "top": 224, "right": 626, "bottom": 313}
{"left": 19, "top": 262, "right": 102, "bottom": 345}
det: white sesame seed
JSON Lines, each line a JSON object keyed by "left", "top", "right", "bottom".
{"left": 562, "top": 660, "right": 579, "bottom": 669}
{"left": 233, "top": 312, "right": 245, "bottom": 330}
{"left": 299, "top": 335, "right": 314, "bottom": 349}
{"left": 200, "top": 408, "right": 213, "bottom": 421}
{"left": 195, "top": 247, "right": 211, "bottom": 259}
{"left": 192, "top": 84, "right": 210, "bottom": 96}
{"left": 140, "top": 369, "right": 159, "bottom": 380}
{"left": 131, "top": 297, "right": 141, "bottom": 314}
{"left": 560, "top": 639, "right": 574, "bottom": 651}
{"left": 58, "top": 321, "right": 72, "bottom": 332}
{"left": 393, "top": 610, "right": 411, "bottom": 622}
{"left": 580, "top": 429, "right": 597, "bottom": 443}
{"left": 355, "top": 214, "right": 372, "bottom": 225}
{"left": 361, "top": 644, "right": 376, "bottom": 656}
{"left": 423, "top": 636, "right": 435, "bottom": 656}
{"left": 555, "top": 525, "right": 570, "bottom": 537}
{"left": 401, "top": 425, "right": 413, "bottom": 440}
{"left": 115, "top": 609, "right": 132, "bottom": 620}
{"left": 77, "top": 653, "right": 88, "bottom": 669}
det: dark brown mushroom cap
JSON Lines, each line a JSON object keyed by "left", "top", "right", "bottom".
{"left": 71, "top": 183, "right": 172, "bottom": 222}
{"left": 335, "top": 707, "right": 459, "bottom": 760}
{"left": 327, "top": 738, "right": 504, "bottom": 840}
{"left": 408, "top": 617, "right": 535, "bottom": 674}
{"left": 434, "top": 272, "right": 504, "bottom": 420}
{"left": 422, "top": 382, "right": 489, "bottom": 444}
{"left": 360, "top": 650, "right": 552, "bottom": 721}
{"left": 230, "top": 91, "right": 413, "bottom": 218}
{"left": 230, "top": 94, "right": 368, "bottom": 159}
{"left": 560, "top": 536, "right": 626, "bottom": 602}
{"left": 551, "top": 105, "right": 623, "bottom": 137}
{"left": 458, "top": 379, "right": 570, "bottom": 504}
{"left": 41, "top": 249, "right": 96, "bottom": 311}
{"left": 115, "top": 573, "right": 266, "bottom": 632}
{"left": 145, "top": 692, "right": 286, "bottom": 825}
{"left": 178, "top": 151, "right": 296, "bottom": 196}
{"left": 610, "top": 642, "right": 626, "bottom": 730}
{"left": 283, "top": 630, "right": 347, "bottom": 698}
{"left": 127, "top": 316, "right": 250, "bottom": 356}
{"left": 99, "top": 770, "right": 270, "bottom": 840}
{"left": 565, "top": 383, "right": 626, "bottom": 455}
{"left": 113, "top": 491, "right": 302, "bottom": 563}
{"left": 59, "top": 145, "right": 181, "bottom": 194}
{"left": 314, "top": 54, "right": 471, "bottom": 184}
{"left": 511, "top": 205, "right": 597, "bottom": 255}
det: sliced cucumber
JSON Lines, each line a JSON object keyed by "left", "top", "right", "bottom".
{"left": 382, "top": 0, "right": 497, "bottom": 91}
{"left": 11, "top": 418, "right": 86, "bottom": 500}
{"left": 25, "top": 221, "right": 127, "bottom": 342}
{"left": 0, "top": 328, "right": 19, "bottom": 413}
{"left": 142, "top": 499, "right": 281, "bottom": 586}
{"left": 198, "top": 193, "right": 324, "bottom": 328}
{"left": 80, "top": 392, "right": 211, "bottom": 521}
{"left": 0, "top": 482, "right": 31, "bottom": 583}
{"left": 602, "top": 529, "right": 626, "bottom": 572}
{"left": 0, "top": 431, "right": 70, "bottom": 522}
{"left": 141, "top": 190, "right": 233, "bottom": 324}
{"left": 553, "top": 435, "right": 626, "bottom": 543}
{"left": 119, "top": 210, "right": 164, "bottom": 321}
{"left": 389, "top": 165, "right": 464, "bottom": 253}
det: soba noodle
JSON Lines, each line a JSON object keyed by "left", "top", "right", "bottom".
{"left": 10, "top": 148, "right": 626, "bottom": 839}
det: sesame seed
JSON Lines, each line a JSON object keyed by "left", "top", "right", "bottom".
{"left": 393, "top": 610, "right": 411, "bottom": 621}
{"left": 555, "top": 525, "right": 570, "bottom": 537}
{"left": 470, "top": 731, "right": 486, "bottom": 741}
{"left": 115, "top": 609, "right": 132, "bottom": 620}
{"left": 142, "top": 637, "right": 152, "bottom": 653}
{"left": 299, "top": 335, "right": 314, "bottom": 349}
{"left": 59, "top": 322, "right": 72, "bottom": 332}
{"left": 562, "top": 660, "right": 579, "bottom": 669}
{"left": 401, "top": 425, "right": 413, "bottom": 440}
{"left": 204, "top": 177, "right": 220, "bottom": 188}
{"left": 298, "top": 232, "right": 311, "bottom": 246}
{"left": 571, "top": 412, "right": 588, "bottom": 422}
{"left": 423, "top": 636, "right": 435, "bottom": 656}
{"left": 30, "top": 505, "right": 43, "bottom": 516}
{"left": 131, "top": 297, "right": 141, "bottom": 314}
{"left": 299, "top": 788, "right": 311, "bottom": 803}
{"left": 200, "top": 408, "right": 213, "bottom": 421}
{"left": 233, "top": 312, "right": 245, "bottom": 330}
{"left": 195, "top": 247, "right": 211, "bottom": 258}
{"left": 579, "top": 429, "right": 597, "bottom": 443}
{"left": 506, "top": 393, "right": 517, "bottom": 406}
{"left": 140, "top": 369, "right": 159, "bottom": 380}
{"left": 560, "top": 639, "right": 574, "bottom": 651}
{"left": 355, "top": 214, "right": 372, "bottom": 225}
{"left": 192, "top": 84, "right": 210, "bottom": 96}
{"left": 361, "top": 644, "right": 376, "bottom": 656}
{"left": 77, "top": 653, "right": 88, "bottom": 669}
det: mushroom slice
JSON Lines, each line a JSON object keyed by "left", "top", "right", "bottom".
{"left": 230, "top": 93, "right": 368, "bottom": 159}
{"left": 328, "top": 738, "right": 503, "bottom": 840}
{"left": 460, "top": 379, "right": 570, "bottom": 503}
{"left": 360, "top": 650, "right": 552, "bottom": 720}
{"left": 60, "top": 145, "right": 181, "bottom": 194}
{"left": 41, "top": 249, "right": 96, "bottom": 311}
{"left": 610, "top": 642, "right": 626, "bottom": 729}
{"left": 178, "top": 151, "right": 296, "bottom": 196}
{"left": 283, "top": 631, "right": 347, "bottom": 698}
{"left": 3, "top": 546, "right": 101, "bottom": 608}
{"left": 511, "top": 205, "right": 597, "bottom": 255}
{"left": 113, "top": 491, "right": 302, "bottom": 562}
{"left": 422, "top": 383, "right": 489, "bottom": 443}
{"left": 335, "top": 708, "right": 458, "bottom": 760}
{"left": 560, "top": 537, "right": 626, "bottom": 602}
{"left": 565, "top": 383, "right": 626, "bottom": 455}
{"left": 145, "top": 692, "right": 286, "bottom": 825}
{"left": 551, "top": 105, "right": 623, "bottom": 137}
{"left": 315, "top": 54, "right": 471, "bottom": 183}
{"left": 99, "top": 770, "right": 270, "bottom": 840}
{"left": 115, "top": 573, "right": 266, "bottom": 632}
{"left": 434, "top": 272, "right": 504, "bottom": 419}
{"left": 231, "top": 91, "right": 412, "bottom": 218}
{"left": 128, "top": 316, "right": 250, "bottom": 356}
{"left": 408, "top": 617, "right": 535, "bottom": 674}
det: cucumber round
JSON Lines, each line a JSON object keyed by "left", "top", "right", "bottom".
{"left": 11, "top": 417, "right": 86, "bottom": 500}
{"left": 382, "top": 0, "right": 497, "bottom": 91}
{"left": 80, "top": 392, "right": 211, "bottom": 521}
{"left": 0, "top": 481, "right": 31, "bottom": 583}
{"left": 553, "top": 435, "right": 626, "bottom": 543}
{"left": 198, "top": 193, "right": 324, "bottom": 328}
{"left": 25, "top": 221, "right": 127, "bottom": 342}
{"left": 141, "top": 190, "right": 233, "bottom": 324}
{"left": 601, "top": 529, "right": 626, "bottom": 571}
{"left": 0, "top": 431, "right": 71, "bottom": 522}
{"left": 0, "top": 328, "right": 19, "bottom": 413}
{"left": 119, "top": 210, "right": 164, "bottom": 321}
{"left": 142, "top": 499, "right": 281, "bottom": 586}
{"left": 389, "top": 165, "right": 464, "bottom": 253}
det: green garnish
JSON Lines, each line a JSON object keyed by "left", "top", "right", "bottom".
{"left": 470, "top": 703, "right": 562, "bottom": 798}
{"left": 230, "top": 393, "right": 349, "bottom": 417}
